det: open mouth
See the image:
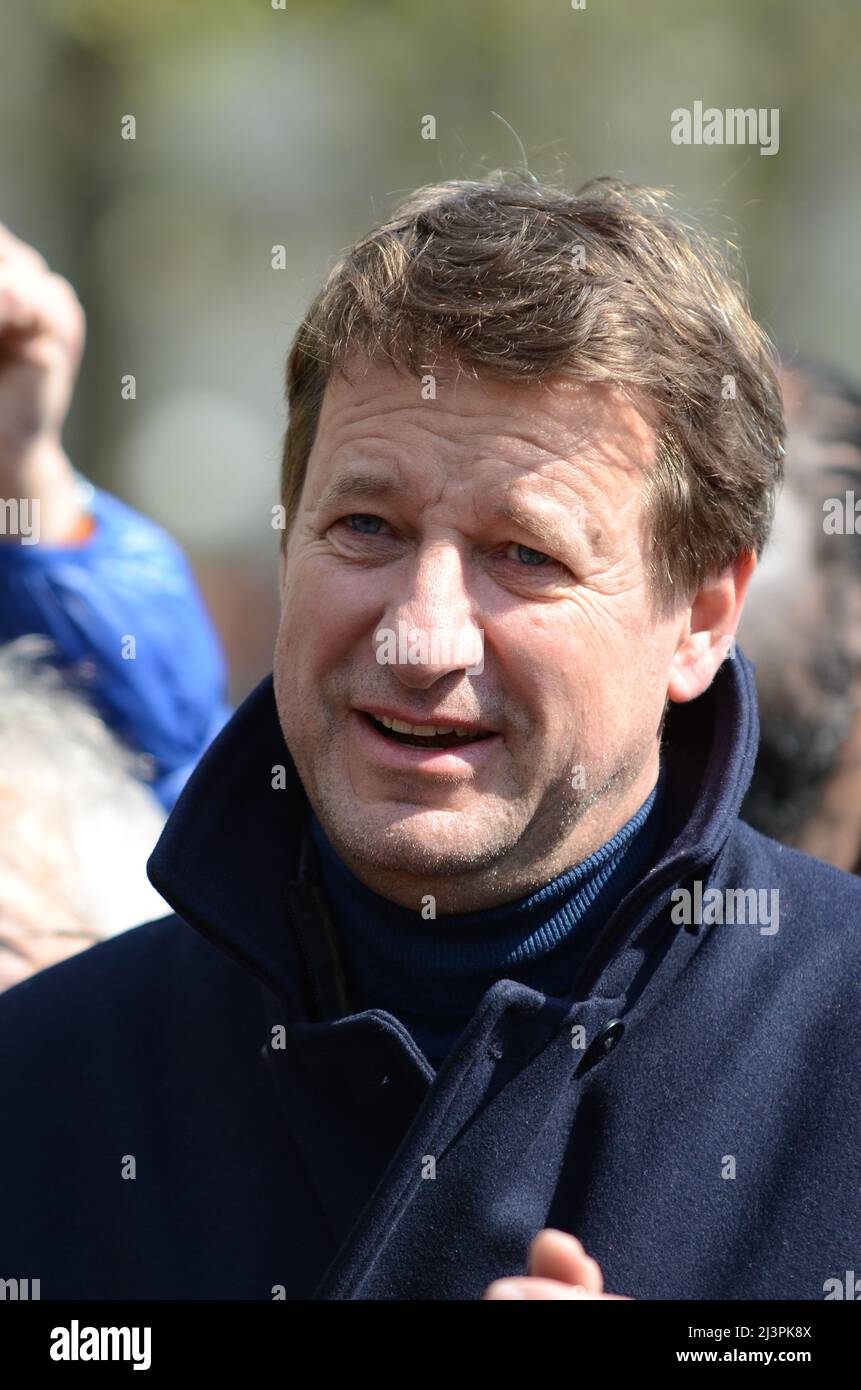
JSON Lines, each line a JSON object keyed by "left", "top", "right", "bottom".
{"left": 360, "top": 711, "right": 495, "bottom": 750}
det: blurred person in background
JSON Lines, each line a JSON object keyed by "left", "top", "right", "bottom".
{"left": 0, "top": 636, "right": 166, "bottom": 991}
{"left": 740, "top": 360, "right": 861, "bottom": 872}
{"left": 0, "top": 222, "right": 231, "bottom": 989}
{"left": 0, "top": 222, "right": 231, "bottom": 810}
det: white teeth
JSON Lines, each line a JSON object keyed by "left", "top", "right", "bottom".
{"left": 377, "top": 715, "right": 477, "bottom": 737}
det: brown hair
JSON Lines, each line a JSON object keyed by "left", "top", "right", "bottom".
{"left": 281, "top": 172, "right": 785, "bottom": 612}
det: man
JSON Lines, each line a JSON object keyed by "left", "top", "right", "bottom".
{"left": 0, "top": 637, "right": 167, "bottom": 991}
{"left": 0, "top": 175, "right": 858, "bottom": 1301}
{"left": 739, "top": 359, "right": 861, "bottom": 872}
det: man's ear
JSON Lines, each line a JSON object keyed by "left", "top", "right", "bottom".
{"left": 667, "top": 549, "right": 757, "bottom": 704}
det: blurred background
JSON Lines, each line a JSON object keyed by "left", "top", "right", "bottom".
{"left": 1, "top": 0, "right": 859, "bottom": 702}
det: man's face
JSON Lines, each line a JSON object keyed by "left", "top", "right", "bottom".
{"left": 273, "top": 358, "right": 687, "bottom": 910}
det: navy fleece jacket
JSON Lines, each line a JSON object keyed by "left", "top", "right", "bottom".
{"left": 0, "top": 648, "right": 858, "bottom": 1300}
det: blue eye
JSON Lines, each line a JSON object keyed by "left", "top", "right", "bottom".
{"left": 511, "top": 543, "right": 553, "bottom": 567}
{"left": 345, "top": 514, "right": 386, "bottom": 534}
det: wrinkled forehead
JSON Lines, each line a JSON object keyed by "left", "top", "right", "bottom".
{"left": 309, "top": 356, "right": 657, "bottom": 517}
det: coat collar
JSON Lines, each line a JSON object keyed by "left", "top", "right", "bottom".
{"left": 147, "top": 648, "right": 760, "bottom": 1008}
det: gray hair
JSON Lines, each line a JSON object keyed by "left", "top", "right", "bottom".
{"left": 0, "top": 637, "right": 167, "bottom": 940}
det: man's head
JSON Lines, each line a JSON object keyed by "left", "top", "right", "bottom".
{"left": 272, "top": 175, "right": 785, "bottom": 911}
{"left": 739, "top": 360, "right": 861, "bottom": 868}
{"left": 0, "top": 638, "right": 167, "bottom": 990}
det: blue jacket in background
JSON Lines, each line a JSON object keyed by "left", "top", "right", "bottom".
{"left": 0, "top": 480, "right": 230, "bottom": 807}
{"left": 0, "top": 648, "right": 858, "bottom": 1299}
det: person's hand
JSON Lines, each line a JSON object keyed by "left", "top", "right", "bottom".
{"left": 0, "top": 222, "right": 85, "bottom": 454}
{"left": 483, "top": 1228, "right": 631, "bottom": 1300}
{"left": 0, "top": 222, "right": 86, "bottom": 540}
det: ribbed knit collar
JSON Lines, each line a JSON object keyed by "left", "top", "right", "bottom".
{"left": 309, "top": 759, "right": 668, "bottom": 1065}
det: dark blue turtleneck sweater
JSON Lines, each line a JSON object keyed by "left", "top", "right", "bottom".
{"left": 310, "top": 764, "right": 666, "bottom": 1067}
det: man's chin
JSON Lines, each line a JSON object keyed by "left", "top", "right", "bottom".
{"left": 316, "top": 800, "right": 509, "bottom": 877}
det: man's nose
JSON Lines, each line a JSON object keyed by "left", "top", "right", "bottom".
{"left": 374, "top": 543, "right": 485, "bottom": 686}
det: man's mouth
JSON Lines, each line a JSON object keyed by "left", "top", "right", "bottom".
{"left": 360, "top": 711, "right": 495, "bottom": 750}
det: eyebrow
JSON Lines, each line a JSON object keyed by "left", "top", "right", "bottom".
{"left": 315, "top": 471, "right": 403, "bottom": 511}
{"left": 315, "top": 469, "right": 582, "bottom": 554}
{"left": 490, "top": 498, "right": 576, "bottom": 555}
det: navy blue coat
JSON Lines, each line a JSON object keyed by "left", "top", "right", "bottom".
{"left": 1, "top": 650, "right": 858, "bottom": 1300}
